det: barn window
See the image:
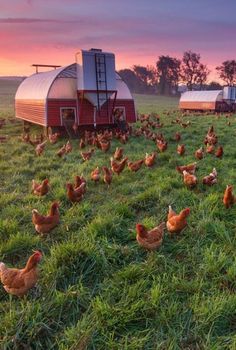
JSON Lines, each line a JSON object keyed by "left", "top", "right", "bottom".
{"left": 60, "top": 107, "right": 76, "bottom": 125}
{"left": 113, "top": 107, "right": 126, "bottom": 122}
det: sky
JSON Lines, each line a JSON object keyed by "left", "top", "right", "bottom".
{"left": 0, "top": 0, "right": 236, "bottom": 81}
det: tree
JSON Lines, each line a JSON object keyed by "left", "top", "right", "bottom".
{"left": 156, "top": 55, "right": 181, "bottom": 95}
{"left": 207, "top": 81, "right": 222, "bottom": 90}
{"left": 133, "top": 65, "right": 158, "bottom": 93}
{"left": 118, "top": 69, "right": 145, "bottom": 93}
{"left": 216, "top": 60, "right": 236, "bottom": 86}
{"left": 181, "top": 51, "right": 210, "bottom": 90}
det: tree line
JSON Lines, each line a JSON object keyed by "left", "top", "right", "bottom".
{"left": 118, "top": 51, "right": 236, "bottom": 95}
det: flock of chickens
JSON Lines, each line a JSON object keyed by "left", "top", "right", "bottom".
{"left": 0, "top": 113, "right": 236, "bottom": 298}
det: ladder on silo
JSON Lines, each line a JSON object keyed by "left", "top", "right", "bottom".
{"left": 95, "top": 53, "right": 109, "bottom": 119}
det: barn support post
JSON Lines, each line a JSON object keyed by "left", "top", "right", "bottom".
{"left": 110, "top": 91, "right": 117, "bottom": 124}
{"left": 93, "top": 107, "right": 97, "bottom": 128}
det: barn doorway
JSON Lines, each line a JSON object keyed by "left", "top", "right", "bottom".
{"left": 113, "top": 107, "right": 126, "bottom": 131}
{"left": 113, "top": 107, "right": 126, "bottom": 121}
{"left": 60, "top": 107, "right": 77, "bottom": 137}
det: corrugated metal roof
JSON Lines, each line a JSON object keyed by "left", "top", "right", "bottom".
{"left": 16, "top": 64, "right": 133, "bottom": 101}
{"left": 180, "top": 90, "right": 223, "bottom": 102}
{"left": 115, "top": 73, "right": 133, "bottom": 99}
{"left": 57, "top": 64, "right": 76, "bottom": 78}
{"left": 15, "top": 64, "right": 76, "bottom": 100}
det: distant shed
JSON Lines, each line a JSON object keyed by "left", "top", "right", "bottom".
{"left": 179, "top": 88, "right": 236, "bottom": 112}
{"left": 15, "top": 49, "right": 136, "bottom": 131}
{"left": 179, "top": 90, "right": 224, "bottom": 111}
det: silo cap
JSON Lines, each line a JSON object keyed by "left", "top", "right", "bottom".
{"left": 89, "top": 48, "right": 102, "bottom": 52}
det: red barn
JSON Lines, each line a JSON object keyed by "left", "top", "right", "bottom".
{"left": 15, "top": 49, "right": 136, "bottom": 133}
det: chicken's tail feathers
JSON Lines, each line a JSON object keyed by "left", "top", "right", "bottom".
{"left": 212, "top": 168, "right": 217, "bottom": 176}
{"left": 32, "top": 209, "right": 39, "bottom": 214}
{"left": 0, "top": 262, "right": 5, "bottom": 274}
{"left": 168, "top": 205, "right": 176, "bottom": 218}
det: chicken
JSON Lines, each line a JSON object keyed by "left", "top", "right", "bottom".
{"left": 215, "top": 146, "right": 223, "bottom": 158}
{"left": 134, "top": 128, "right": 142, "bottom": 137}
{"left": 21, "top": 133, "right": 30, "bottom": 143}
{"left": 0, "top": 251, "right": 42, "bottom": 297}
{"left": 204, "top": 126, "right": 216, "bottom": 145}
{"left": 181, "top": 121, "right": 190, "bottom": 128}
{"left": 206, "top": 131, "right": 218, "bottom": 145}
{"left": 102, "top": 166, "right": 113, "bottom": 186}
{"left": 119, "top": 134, "right": 128, "bottom": 144}
{"left": 114, "top": 147, "right": 123, "bottom": 160}
{"left": 206, "top": 144, "right": 215, "bottom": 154}
{"left": 177, "top": 144, "right": 185, "bottom": 156}
{"left": 174, "top": 132, "right": 181, "bottom": 142}
{"left": 81, "top": 149, "right": 94, "bottom": 161}
{"left": 32, "top": 179, "right": 49, "bottom": 196}
{"left": 195, "top": 147, "right": 204, "bottom": 160}
{"left": 99, "top": 140, "right": 110, "bottom": 152}
{"left": 35, "top": 140, "right": 47, "bottom": 156}
{"left": 48, "top": 133, "right": 59, "bottom": 144}
{"left": 176, "top": 162, "right": 197, "bottom": 175}
{"left": 223, "top": 185, "right": 236, "bottom": 209}
{"left": 91, "top": 167, "right": 100, "bottom": 183}
{"left": 182, "top": 170, "right": 197, "bottom": 188}
{"left": 110, "top": 157, "right": 128, "bottom": 175}
{"left": 65, "top": 140, "right": 72, "bottom": 154}
{"left": 72, "top": 123, "right": 78, "bottom": 134}
{"left": 66, "top": 183, "right": 86, "bottom": 203}
{"left": 166, "top": 206, "right": 190, "bottom": 234}
{"left": 202, "top": 168, "right": 217, "bottom": 186}
{"left": 23, "top": 124, "right": 30, "bottom": 134}
{"left": 156, "top": 140, "right": 168, "bottom": 152}
{"left": 127, "top": 159, "right": 144, "bottom": 172}
{"left": 32, "top": 202, "right": 60, "bottom": 234}
{"left": 74, "top": 175, "right": 86, "bottom": 189}
{"left": 145, "top": 152, "right": 156, "bottom": 167}
{"left": 57, "top": 144, "right": 67, "bottom": 157}
{"left": 136, "top": 222, "right": 165, "bottom": 250}
{"left": 79, "top": 138, "right": 86, "bottom": 149}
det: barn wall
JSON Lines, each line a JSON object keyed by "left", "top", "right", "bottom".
{"left": 78, "top": 94, "right": 113, "bottom": 125}
{"left": 114, "top": 99, "right": 136, "bottom": 123}
{"left": 47, "top": 99, "right": 77, "bottom": 126}
{"left": 15, "top": 100, "right": 46, "bottom": 125}
{"left": 78, "top": 92, "right": 136, "bottom": 125}
{"left": 179, "top": 101, "right": 216, "bottom": 110}
{"left": 78, "top": 96, "right": 95, "bottom": 125}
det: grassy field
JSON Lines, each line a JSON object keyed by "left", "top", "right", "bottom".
{"left": 0, "top": 81, "right": 236, "bottom": 349}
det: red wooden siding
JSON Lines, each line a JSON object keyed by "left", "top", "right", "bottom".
{"left": 179, "top": 101, "right": 216, "bottom": 110}
{"left": 16, "top": 97, "right": 136, "bottom": 127}
{"left": 78, "top": 95, "right": 95, "bottom": 125}
{"left": 114, "top": 99, "right": 136, "bottom": 123}
{"left": 47, "top": 99, "right": 77, "bottom": 126}
{"left": 78, "top": 92, "right": 136, "bottom": 125}
{"left": 15, "top": 100, "right": 46, "bottom": 125}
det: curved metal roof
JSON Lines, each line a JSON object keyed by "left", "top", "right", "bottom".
{"left": 15, "top": 64, "right": 76, "bottom": 100}
{"left": 15, "top": 64, "right": 133, "bottom": 101}
{"left": 180, "top": 90, "right": 223, "bottom": 102}
{"left": 115, "top": 73, "right": 133, "bottom": 100}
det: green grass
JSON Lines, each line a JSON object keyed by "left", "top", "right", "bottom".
{"left": 0, "top": 81, "right": 236, "bottom": 349}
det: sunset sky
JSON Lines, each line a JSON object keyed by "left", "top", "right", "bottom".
{"left": 0, "top": 0, "right": 236, "bottom": 81}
